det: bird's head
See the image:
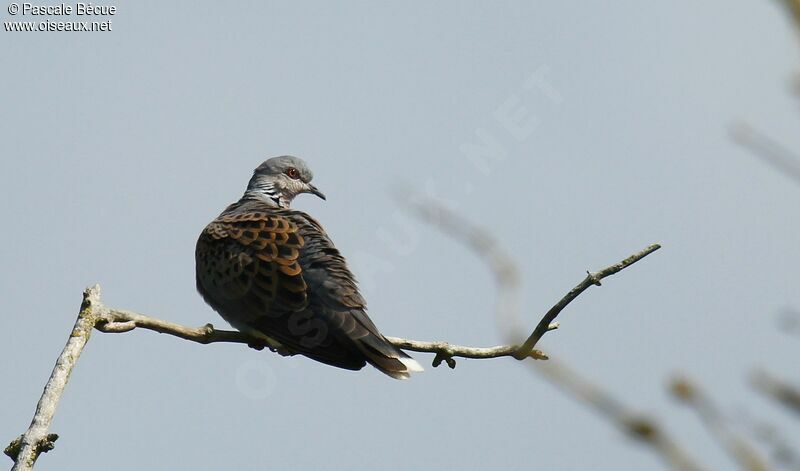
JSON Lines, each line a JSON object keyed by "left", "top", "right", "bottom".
{"left": 244, "top": 155, "right": 326, "bottom": 207}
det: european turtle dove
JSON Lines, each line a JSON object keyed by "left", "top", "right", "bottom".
{"left": 196, "top": 156, "right": 423, "bottom": 379}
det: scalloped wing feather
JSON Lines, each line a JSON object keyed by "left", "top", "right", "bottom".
{"left": 196, "top": 202, "right": 422, "bottom": 378}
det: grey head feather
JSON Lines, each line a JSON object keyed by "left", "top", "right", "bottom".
{"left": 243, "top": 155, "right": 325, "bottom": 208}
{"left": 254, "top": 155, "right": 314, "bottom": 182}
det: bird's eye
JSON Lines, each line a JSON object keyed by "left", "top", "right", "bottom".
{"left": 285, "top": 167, "right": 300, "bottom": 179}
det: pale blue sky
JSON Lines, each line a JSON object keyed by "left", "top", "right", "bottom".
{"left": 2, "top": 2, "right": 800, "bottom": 470}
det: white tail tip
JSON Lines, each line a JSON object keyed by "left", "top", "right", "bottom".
{"left": 400, "top": 356, "right": 424, "bottom": 373}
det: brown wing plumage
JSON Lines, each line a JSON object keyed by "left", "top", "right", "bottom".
{"left": 196, "top": 202, "right": 421, "bottom": 377}
{"left": 196, "top": 210, "right": 306, "bottom": 312}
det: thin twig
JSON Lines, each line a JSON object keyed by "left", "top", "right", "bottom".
{"left": 391, "top": 240, "right": 660, "bottom": 365}
{"left": 403, "top": 196, "right": 661, "bottom": 362}
{"left": 384, "top": 336, "right": 550, "bottom": 368}
{"left": 6, "top": 286, "right": 101, "bottom": 471}
{"left": 96, "top": 309, "right": 262, "bottom": 347}
{"left": 514, "top": 243, "right": 661, "bottom": 359}
{"left": 670, "top": 376, "right": 769, "bottom": 471}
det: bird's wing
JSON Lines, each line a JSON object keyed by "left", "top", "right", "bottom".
{"left": 196, "top": 209, "right": 307, "bottom": 313}
{"left": 196, "top": 209, "right": 365, "bottom": 369}
{"left": 291, "top": 211, "right": 422, "bottom": 377}
{"left": 196, "top": 207, "right": 421, "bottom": 377}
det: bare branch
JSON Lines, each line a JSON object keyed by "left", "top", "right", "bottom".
{"left": 6, "top": 286, "right": 101, "bottom": 471}
{"left": 389, "top": 239, "right": 659, "bottom": 366}
{"left": 402, "top": 195, "right": 661, "bottom": 363}
{"left": 384, "top": 334, "right": 551, "bottom": 369}
{"left": 669, "top": 376, "right": 769, "bottom": 471}
{"left": 96, "top": 309, "right": 266, "bottom": 348}
{"left": 514, "top": 243, "right": 661, "bottom": 359}
{"left": 82, "top": 238, "right": 657, "bottom": 371}
{"left": 99, "top": 303, "right": 563, "bottom": 367}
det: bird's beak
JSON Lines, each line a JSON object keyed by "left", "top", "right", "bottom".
{"left": 307, "top": 184, "right": 326, "bottom": 200}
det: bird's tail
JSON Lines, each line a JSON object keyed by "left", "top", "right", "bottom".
{"left": 358, "top": 336, "right": 424, "bottom": 380}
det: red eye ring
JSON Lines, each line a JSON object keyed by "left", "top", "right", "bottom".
{"left": 285, "top": 167, "right": 300, "bottom": 179}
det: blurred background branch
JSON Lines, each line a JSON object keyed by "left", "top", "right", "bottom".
{"left": 670, "top": 376, "right": 769, "bottom": 471}
{"left": 738, "top": 412, "right": 800, "bottom": 470}
{"left": 751, "top": 370, "right": 800, "bottom": 417}
{"left": 538, "top": 361, "right": 707, "bottom": 471}
{"left": 777, "top": 0, "right": 800, "bottom": 35}
{"left": 730, "top": 122, "right": 800, "bottom": 184}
